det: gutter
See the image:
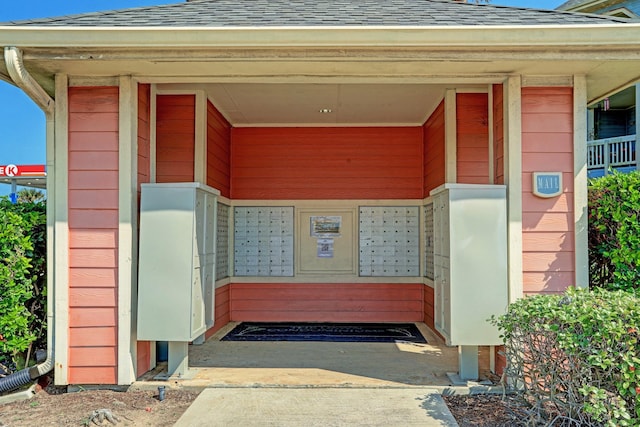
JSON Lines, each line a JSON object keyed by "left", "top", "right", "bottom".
{"left": 0, "top": 46, "right": 55, "bottom": 395}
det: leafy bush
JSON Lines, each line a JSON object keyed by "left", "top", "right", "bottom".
{"left": 589, "top": 170, "right": 640, "bottom": 291}
{"left": 0, "top": 198, "right": 46, "bottom": 372}
{"left": 492, "top": 287, "right": 640, "bottom": 426}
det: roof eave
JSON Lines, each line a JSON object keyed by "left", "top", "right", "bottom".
{"left": 0, "top": 24, "right": 639, "bottom": 49}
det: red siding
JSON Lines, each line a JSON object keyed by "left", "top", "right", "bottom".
{"left": 231, "top": 127, "right": 423, "bottom": 200}
{"left": 493, "top": 84, "right": 505, "bottom": 185}
{"left": 68, "top": 87, "right": 119, "bottom": 385}
{"left": 521, "top": 87, "right": 575, "bottom": 295}
{"left": 205, "top": 285, "right": 231, "bottom": 339}
{"left": 423, "top": 285, "right": 435, "bottom": 330}
{"left": 230, "top": 283, "right": 424, "bottom": 322}
{"left": 456, "top": 93, "right": 489, "bottom": 184}
{"left": 136, "top": 84, "right": 152, "bottom": 377}
{"left": 156, "top": 95, "right": 195, "bottom": 183}
{"left": 207, "top": 101, "right": 231, "bottom": 197}
{"left": 424, "top": 101, "right": 445, "bottom": 196}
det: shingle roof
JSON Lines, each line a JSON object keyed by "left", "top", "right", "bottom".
{"left": 0, "top": 0, "right": 626, "bottom": 27}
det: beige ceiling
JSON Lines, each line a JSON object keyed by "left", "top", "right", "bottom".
{"left": 161, "top": 83, "right": 463, "bottom": 126}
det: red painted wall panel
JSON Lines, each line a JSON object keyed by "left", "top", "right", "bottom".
{"left": 457, "top": 93, "right": 489, "bottom": 184}
{"left": 205, "top": 285, "right": 231, "bottom": 339}
{"left": 231, "top": 127, "right": 423, "bottom": 200}
{"left": 424, "top": 101, "right": 445, "bottom": 196}
{"left": 207, "top": 101, "right": 231, "bottom": 197}
{"left": 136, "top": 84, "right": 152, "bottom": 377}
{"left": 230, "top": 283, "right": 424, "bottom": 322}
{"left": 68, "top": 87, "right": 119, "bottom": 385}
{"left": 423, "top": 285, "right": 435, "bottom": 330}
{"left": 155, "top": 95, "right": 195, "bottom": 183}
{"left": 521, "top": 87, "right": 575, "bottom": 295}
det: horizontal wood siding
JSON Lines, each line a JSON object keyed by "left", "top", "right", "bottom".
{"left": 230, "top": 283, "right": 424, "bottom": 322}
{"left": 457, "top": 93, "right": 490, "bottom": 184}
{"left": 136, "top": 84, "right": 152, "bottom": 377}
{"left": 424, "top": 101, "right": 446, "bottom": 196}
{"left": 155, "top": 95, "right": 195, "bottom": 183}
{"left": 68, "top": 87, "right": 119, "bottom": 385}
{"left": 521, "top": 87, "right": 575, "bottom": 295}
{"left": 207, "top": 101, "right": 231, "bottom": 197}
{"left": 493, "top": 84, "right": 505, "bottom": 185}
{"left": 231, "top": 127, "right": 423, "bottom": 200}
{"left": 205, "top": 285, "right": 231, "bottom": 339}
{"left": 423, "top": 285, "right": 435, "bottom": 330}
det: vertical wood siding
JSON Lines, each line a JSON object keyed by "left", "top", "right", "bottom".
{"left": 456, "top": 93, "right": 490, "bottom": 184}
{"left": 231, "top": 127, "right": 423, "bottom": 200}
{"left": 205, "top": 285, "right": 231, "bottom": 339}
{"left": 521, "top": 87, "right": 575, "bottom": 295}
{"left": 68, "top": 87, "right": 119, "bottom": 384}
{"left": 206, "top": 101, "right": 231, "bottom": 197}
{"left": 424, "top": 101, "right": 446, "bottom": 196}
{"left": 136, "top": 84, "right": 152, "bottom": 377}
{"left": 230, "top": 283, "right": 424, "bottom": 322}
{"left": 155, "top": 95, "right": 195, "bottom": 183}
{"left": 493, "top": 85, "right": 505, "bottom": 185}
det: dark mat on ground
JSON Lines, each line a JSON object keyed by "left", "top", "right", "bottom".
{"left": 221, "top": 322, "right": 427, "bottom": 343}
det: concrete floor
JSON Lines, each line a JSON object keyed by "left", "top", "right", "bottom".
{"left": 135, "top": 322, "right": 494, "bottom": 390}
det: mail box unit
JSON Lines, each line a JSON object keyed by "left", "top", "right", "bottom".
{"left": 430, "top": 183, "right": 508, "bottom": 346}
{"left": 137, "top": 183, "right": 219, "bottom": 341}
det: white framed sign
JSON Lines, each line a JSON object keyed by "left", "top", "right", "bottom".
{"left": 533, "top": 172, "right": 562, "bottom": 198}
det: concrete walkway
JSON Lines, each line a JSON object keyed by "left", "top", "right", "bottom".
{"left": 174, "top": 387, "right": 459, "bottom": 426}
{"left": 135, "top": 323, "right": 499, "bottom": 426}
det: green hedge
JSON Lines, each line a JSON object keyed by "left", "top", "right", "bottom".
{"left": 589, "top": 170, "right": 640, "bottom": 291}
{"left": 0, "top": 198, "right": 46, "bottom": 372}
{"left": 492, "top": 287, "right": 640, "bottom": 426}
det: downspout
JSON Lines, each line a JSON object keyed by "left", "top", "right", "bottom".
{"left": 0, "top": 46, "right": 55, "bottom": 394}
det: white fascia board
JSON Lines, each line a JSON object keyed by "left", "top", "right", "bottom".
{"left": 0, "top": 24, "right": 640, "bottom": 49}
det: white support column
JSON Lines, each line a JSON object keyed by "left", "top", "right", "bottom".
{"left": 504, "top": 76, "right": 523, "bottom": 303}
{"left": 573, "top": 76, "right": 589, "bottom": 289}
{"left": 194, "top": 91, "right": 207, "bottom": 185}
{"left": 117, "top": 76, "right": 138, "bottom": 385}
{"left": 445, "top": 89, "right": 457, "bottom": 183}
{"left": 53, "top": 74, "right": 70, "bottom": 385}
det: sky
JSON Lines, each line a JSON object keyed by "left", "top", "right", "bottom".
{"left": 0, "top": 0, "right": 564, "bottom": 194}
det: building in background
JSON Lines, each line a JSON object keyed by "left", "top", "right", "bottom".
{"left": 0, "top": 164, "right": 46, "bottom": 202}
{"left": 558, "top": 0, "right": 640, "bottom": 177}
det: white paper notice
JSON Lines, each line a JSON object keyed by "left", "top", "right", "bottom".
{"left": 317, "top": 238, "right": 334, "bottom": 258}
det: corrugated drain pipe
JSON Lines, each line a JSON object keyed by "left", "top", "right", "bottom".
{"left": 0, "top": 46, "right": 55, "bottom": 394}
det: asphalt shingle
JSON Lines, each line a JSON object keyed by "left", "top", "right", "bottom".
{"left": 0, "top": 0, "right": 626, "bottom": 27}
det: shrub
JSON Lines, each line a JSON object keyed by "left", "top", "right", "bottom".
{"left": 589, "top": 170, "right": 640, "bottom": 291}
{"left": 0, "top": 198, "right": 46, "bottom": 372}
{"left": 492, "top": 287, "right": 640, "bottom": 426}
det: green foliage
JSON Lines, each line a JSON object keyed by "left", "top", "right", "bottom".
{"left": 0, "top": 197, "right": 46, "bottom": 371}
{"left": 492, "top": 287, "right": 640, "bottom": 426}
{"left": 588, "top": 170, "right": 640, "bottom": 291}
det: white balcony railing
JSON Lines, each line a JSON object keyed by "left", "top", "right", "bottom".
{"left": 587, "top": 134, "right": 638, "bottom": 174}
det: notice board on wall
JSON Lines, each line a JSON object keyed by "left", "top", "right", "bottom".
{"left": 297, "top": 209, "right": 357, "bottom": 275}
